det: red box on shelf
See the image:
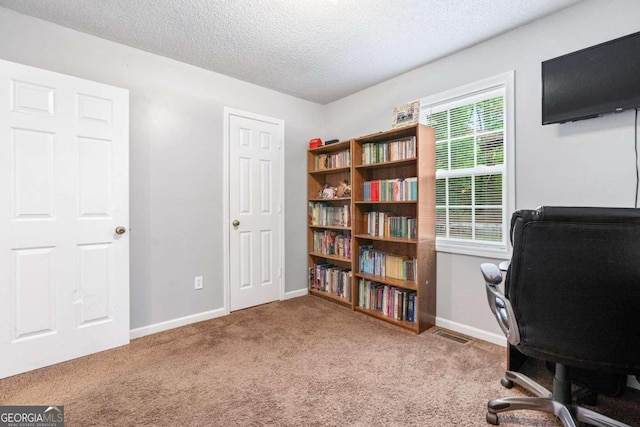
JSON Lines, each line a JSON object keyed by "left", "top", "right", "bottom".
{"left": 309, "top": 138, "right": 322, "bottom": 149}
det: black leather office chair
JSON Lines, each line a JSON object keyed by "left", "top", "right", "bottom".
{"left": 480, "top": 206, "right": 640, "bottom": 427}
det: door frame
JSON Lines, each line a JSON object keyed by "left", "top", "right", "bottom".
{"left": 222, "top": 107, "right": 285, "bottom": 313}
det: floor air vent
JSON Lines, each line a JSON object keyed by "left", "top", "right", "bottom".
{"left": 432, "top": 330, "right": 470, "bottom": 344}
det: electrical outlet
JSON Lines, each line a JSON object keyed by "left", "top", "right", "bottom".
{"left": 194, "top": 276, "right": 203, "bottom": 290}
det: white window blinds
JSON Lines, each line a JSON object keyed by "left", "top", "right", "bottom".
{"left": 421, "top": 72, "right": 514, "bottom": 257}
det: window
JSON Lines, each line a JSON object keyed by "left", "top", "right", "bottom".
{"left": 420, "top": 72, "right": 514, "bottom": 258}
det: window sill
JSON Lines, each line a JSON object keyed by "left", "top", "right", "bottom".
{"left": 436, "top": 241, "right": 511, "bottom": 260}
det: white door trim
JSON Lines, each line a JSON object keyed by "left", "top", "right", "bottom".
{"left": 222, "top": 107, "right": 285, "bottom": 313}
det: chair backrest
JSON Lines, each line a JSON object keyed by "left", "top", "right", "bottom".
{"left": 506, "top": 206, "right": 640, "bottom": 375}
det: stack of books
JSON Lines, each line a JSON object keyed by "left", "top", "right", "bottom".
{"left": 309, "top": 264, "right": 352, "bottom": 299}
{"left": 312, "top": 230, "right": 351, "bottom": 258}
{"left": 357, "top": 278, "right": 417, "bottom": 323}
{"left": 308, "top": 202, "right": 350, "bottom": 227}
{"left": 363, "top": 177, "right": 417, "bottom": 201}
{"left": 361, "top": 137, "right": 416, "bottom": 165}
{"left": 315, "top": 149, "right": 351, "bottom": 170}
{"left": 358, "top": 245, "right": 417, "bottom": 281}
{"left": 363, "top": 211, "right": 417, "bottom": 239}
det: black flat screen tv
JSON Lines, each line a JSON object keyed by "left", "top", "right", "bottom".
{"left": 542, "top": 31, "right": 640, "bottom": 125}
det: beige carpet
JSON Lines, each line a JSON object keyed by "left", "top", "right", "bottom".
{"left": 0, "top": 296, "right": 638, "bottom": 426}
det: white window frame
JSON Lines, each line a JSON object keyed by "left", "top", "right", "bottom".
{"left": 420, "top": 71, "right": 515, "bottom": 258}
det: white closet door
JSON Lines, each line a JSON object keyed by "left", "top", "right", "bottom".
{"left": 0, "top": 59, "right": 130, "bottom": 379}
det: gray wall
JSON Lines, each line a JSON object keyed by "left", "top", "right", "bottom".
{"left": 324, "top": 0, "right": 640, "bottom": 341}
{"left": 0, "top": 7, "right": 323, "bottom": 329}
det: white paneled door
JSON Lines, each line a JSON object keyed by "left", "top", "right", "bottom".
{"left": 228, "top": 110, "right": 284, "bottom": 311}
{"left": 0, "top": 60, "right": 129, "bottom": 379}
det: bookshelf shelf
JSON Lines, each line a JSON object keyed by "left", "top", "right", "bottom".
{"left": 354, "top": 234, "right": 418, "bottom": 244}
{"left": 308, "top": 252, "right": 351, "bottom": 263}
{"left": 310, "top": 224, "right": 351, "bottom": 231}
{"left": 354, "top": 306, "right": 419, "bottom": 331}
{"left": 309, "top": 165, "right": 351, "bottom": 175}
{"left": 355, "top": 157, "right": 417, "bottom": 170}
{"left": 309, "top": 140, "right": 351, "bottom": 154}
{"left": 307, "top": 124, "right": 436, "bottom": 334}
{"left": 354, "top": 272, "right": 417, "bottom": 291}
{"left": 309, "top": 288, "right": 352, "bottom": 306}
{"left": 309, "top": 197, "right": 351, "bottom": 202}
{"left": 355, "top": 200, "right": 417, "bottom": 205}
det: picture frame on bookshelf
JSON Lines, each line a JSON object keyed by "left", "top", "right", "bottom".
{"left": 391, "top": 100, "right": 420, "bottom": 129}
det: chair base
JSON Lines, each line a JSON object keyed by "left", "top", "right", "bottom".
{"left": 487, "top": 370, "right": 630, "bottom": 427}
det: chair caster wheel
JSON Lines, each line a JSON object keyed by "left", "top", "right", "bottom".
{"left": 487, "top": 412, "right": 499, "bottom": 425}
{"left": 500, "top": 377, "right": 514, "bottom": 389}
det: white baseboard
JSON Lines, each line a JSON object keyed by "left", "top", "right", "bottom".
{"left": 283, "top": 288, "right": 308, "bottom": 300}
{"left": 130, "top": 307, "right": 228, "bottom": 340}
{"left": 435, "top": 317, "right": 507, "bottom": 347}
{"left": 130, "top": 291, "right": 308, "bottom": 340}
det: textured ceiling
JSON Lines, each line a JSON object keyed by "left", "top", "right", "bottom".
{"left": 0, "top": 0, "right": 580, "bottom": 104}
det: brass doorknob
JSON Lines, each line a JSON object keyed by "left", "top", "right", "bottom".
{"left": 232, "top": 220, "right": 240, "bottom": 227}
{"left": 115, "top": 226, "right": 127, "bottom": 235}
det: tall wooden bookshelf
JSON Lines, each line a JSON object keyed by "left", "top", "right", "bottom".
{"left": 307, "top": 140, "right": 353, "bottom": 306}
{"left": 352, "top": 124, "right": 436, "bottom": 333}
{"left": 307, "top": 124, "right": 436, "bottom": 333}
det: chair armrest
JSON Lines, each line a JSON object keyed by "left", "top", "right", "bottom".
{"left": 480, "top": 263, "right": 521, "bottom": 346}
{"left": 481, "top": 263, "right": 503, "bottom": 285}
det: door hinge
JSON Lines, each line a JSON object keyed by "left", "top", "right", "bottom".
{"left": 278, "top": 203, "right": 282, "bottom": 213}
{"left": 278, "top": 268, "right": 282, "bottom": 277}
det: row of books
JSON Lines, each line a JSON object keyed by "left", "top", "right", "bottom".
{"left": 363, "top": 211, "right": 417, "bottom": 239}
{"left": 312, "top": 230, "right": 351, "bottom": 258}
{"left": 363, "top": 177, "right": 417, "bottom": 201}
{"left": 309, "top": 264, "right": 352, "bottom": 299}
{"left": 359, "top": 245, "right": 417, "bottom": 281}
{"left": 361, "top": 137, "right": 416, "bottom": 165}
{"left": 315, "top": 149, "right": 351, "bottom": 170}
{"left": 357, "top": 278, "right": 417, "bottom": 323}
{"left": 308, "top": 202, "right": 350, "bottom": 227}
